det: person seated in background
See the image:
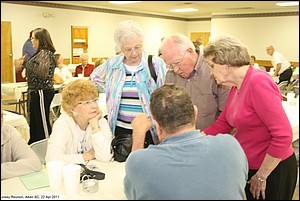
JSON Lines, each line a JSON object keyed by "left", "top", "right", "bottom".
{"left": 124, "top": 84, "right": 248, "bottom": 200}
{"left": 74, "top": 53, "right": 94, "bottom": 77}
{"left": 250, "top": 55, "right": 260, "bottom": 69}
{"left": 94, "top": 57, "right": 107, "bottom": 68}
{"left": 45, "top": 79, "right": 113, "bottom": 164}
{"left": 1, "top": 105, "right": 41, "bottom": 180}
{"left": 53, "top": 53, "right": 73, "bottom": 84}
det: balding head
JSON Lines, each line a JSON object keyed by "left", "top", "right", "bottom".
{"left": 266, "top": 45, "right": 274, "bottom": 56}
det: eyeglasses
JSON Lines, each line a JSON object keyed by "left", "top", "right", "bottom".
{"left": 166, "top": 50, "right": 187, "bottom": 70}
{"left": 77, "top": 98, "right": 99, "bottom": 106}
{"left": 30, "top": 37, "right": 36, "bottom": 40}
{"left": 123, "top": 45, "right": 142, "bottom": 55}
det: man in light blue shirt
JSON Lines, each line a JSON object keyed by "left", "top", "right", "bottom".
{"left": 124, "top": 84, "right": 248, "bottom": 200}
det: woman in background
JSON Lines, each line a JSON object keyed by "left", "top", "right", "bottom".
{"left": 15, "top": 28, "right": 56, "bottom": 145}
{"left": 53, "top": 53, "right": 73, "bottom": 84}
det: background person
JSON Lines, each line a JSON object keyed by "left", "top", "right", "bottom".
{"left": 160, "top": 34, "right": 229, "bottom": 131}
{"left": 202, "top": 35, "right": 298, "bottom": 200}
{"left": 14, "top": 27, "right": 56, "bottom": 145}
{"left": 250, "top": 55, "right": 260, "bottom": 69}
{"left": 1, "top": 105, "right": 41, "bottom": 180}
{"left": 74, "top": 53, "right": 94, "bottom": 77}
{"left": 53, "top": 53, "right": 73, "bottom": 84}
{"left": 266, "top": 45, "right": 293, "bottom": 84}
{"left": 45, "top": 79, "right": 113, "bottom": 164}
{"left": 90, "top": 20, "right": 166, "bottom": 161}
{"left": 124, "top": 84, "right": 248, "bottom": 200}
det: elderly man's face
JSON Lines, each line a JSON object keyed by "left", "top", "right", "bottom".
{"left": 162, "top": 42, "right": 195, "bottom": 79}
{"left": 266, "top": 46, "right": 274, "bottom": 56}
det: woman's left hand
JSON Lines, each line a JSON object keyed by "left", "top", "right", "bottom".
{"left": 89, "top": 110, "right": 102, "bottom": 129}
{"left": 248, "top": 174, "right": 267, "bottom": 200}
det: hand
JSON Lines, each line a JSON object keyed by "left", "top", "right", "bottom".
{"left": 88, "top": 109, "right": 102, "bottom": 129}
{"left": 131, "top": 114, "right": 152, "bottom": 151}
{"left": 14, "top": 55, "right": 27, "bottom": 69}
{"left": 131, "top": 113, "right": 152, "bottom": 133}
{"left": 247, "top": 174, "right": 267, "bottom": 200}
{"left": 82, "top": 147, "right": 95, "bottom": 161}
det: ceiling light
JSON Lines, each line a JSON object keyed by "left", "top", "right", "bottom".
{"left": 108, "top": 1, "right": 141, "bottom": 5}
{"left": 276, "top": 2, "right": 299, "bottom": 6}
{"left": 170, "top": 8, "right": 198, "bottom": 13}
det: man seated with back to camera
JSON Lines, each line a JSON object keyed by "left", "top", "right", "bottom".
{"left": 124, "top": 84, "right": 248, "bottom": 200}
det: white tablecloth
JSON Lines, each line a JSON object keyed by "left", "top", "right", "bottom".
{"left": 1, "top": 160, "right": 127, "bottom": 200}
{"left": 3, "top": 110, "right": 30, "bottom": 143}
{"left": 282, "top": 100, "right": 299, "bottom": 142}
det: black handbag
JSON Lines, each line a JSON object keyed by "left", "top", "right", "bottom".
{"left": 111, "top": 134, "right": 132, "bottom": 162}
{"left": 78, "top": 163, "right": 105, "bottom": 181}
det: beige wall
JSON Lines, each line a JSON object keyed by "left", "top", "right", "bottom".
{"left": 210, "top": 16, "right": 299, "bottom": 61}
{"left": 1, "top": 2, "right": 299, "bottom": 63}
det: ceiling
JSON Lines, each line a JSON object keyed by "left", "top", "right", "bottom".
{"left": 44, "top": 1, "right": 299, "bottom": 18}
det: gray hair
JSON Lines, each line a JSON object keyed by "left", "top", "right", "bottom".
{"left": 203, "top": 35, "right": 250, "bottom": 67}
{"left": 161, "top": 33, "right": 195, "bottom": 55}
{"left": 114, "top": 20, "right": 144, "bottom": 50}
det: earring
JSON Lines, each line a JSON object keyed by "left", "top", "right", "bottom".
{"left": 72, "top": 111, "right": 78, "bottom": 116}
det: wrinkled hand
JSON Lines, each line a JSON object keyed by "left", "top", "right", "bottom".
{"left": 248, "top": 174, "right": 267, "bottom": 200}
{"left": 83, "top": 147, "right": 95, "bottom": 161}
{"left": 88, "top": 109, "right": 102, "bottom": 129}
{"left": 131, "top": 114, "right": 152, "bottom": 151}
{"left": 131, "top": 113, "right": 152, "bottom": 134}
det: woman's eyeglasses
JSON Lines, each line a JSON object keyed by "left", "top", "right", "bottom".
{"left": 123, "top": 45, "right": 142, "bottom": 55}
{"left": 77, "top": 98, "right": 99, "bottom": 106}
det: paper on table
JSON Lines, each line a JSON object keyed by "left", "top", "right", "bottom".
{"left": 19, "top": 171, "right": 49, "bottom": 190}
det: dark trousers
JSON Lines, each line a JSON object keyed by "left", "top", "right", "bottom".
{"left": 115, "top": 126, "right": 154, "bottom": 147}
{"left": 245, "top": 153, "right": 298, "bottom": 200}
{"left": 28, "top": 88, "right": 54, "bottom": 145}
{"left": 278, "top": 67, "right": 293, "bottom": 84}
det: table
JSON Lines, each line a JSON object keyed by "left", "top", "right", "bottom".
{"left": 1, "top": 160, "right": 127, "bottom": 200}
{"left": 1, "top": 82, "right": 64, "bottom": 117}
{"left": 3, "top": 110, "right": 30, "bottom": 143}
{"left": 282, "top": 100, "right": 299, "bottom": 143}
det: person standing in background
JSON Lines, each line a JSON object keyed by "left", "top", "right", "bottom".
{"left": 17, "top": 30, "right": 37, "bottom": 82}
{"left": 14, "top": 28, "right": 56, "bottom": 145}
{"left": 203, "top": 35, "right": 297, "bottom": 200}
{"left": 266, "top": 45, "right": 293, "bottom": 84}
{"left": 194, "top": 37, "right": 204, "bottom": 55}
{"left": 160, "top": 34, "right": 229, "bottom": 131}
{"left": 74, "top": 53, "right": 94, "bottom": 77}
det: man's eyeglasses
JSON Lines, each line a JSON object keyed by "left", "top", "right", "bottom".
{"left": 77, "top": 98, "right": 99, "bottom": 106}
{"left": 123, "top": 45, "right": 142, "bottom": 55}
{"left": 166, "top": 50, "right": 187, "bottom": 70}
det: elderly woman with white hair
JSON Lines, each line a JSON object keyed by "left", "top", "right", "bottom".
{"left": 90, "top": 20, "right": 166, "bottom": 162}
{"left": 74, "top": 53, "right": 94, "bottom": 77}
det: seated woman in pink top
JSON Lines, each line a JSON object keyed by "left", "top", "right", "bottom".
{"left": 202, "top": 35, "right": 297, "bottom": 200}
{"left": 74, "top": 53, "right": 94, "bottom": 77}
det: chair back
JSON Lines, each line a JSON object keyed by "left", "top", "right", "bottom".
{"left": 29, "top": 138, "right": 49, "bottom": 164}
{"left": 278, "top": 81, "right": 289, "bottom": 95}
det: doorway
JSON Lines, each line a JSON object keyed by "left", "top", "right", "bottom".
{"left": 1, "top": 21, "right": 14, "bottom": 82}
{"left": 190, "top": 32, "right": 210, "bottom": 46}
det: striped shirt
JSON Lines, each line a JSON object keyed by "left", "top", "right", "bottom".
{"left": 90, "top": 51, "right": 167, "bottom": 144}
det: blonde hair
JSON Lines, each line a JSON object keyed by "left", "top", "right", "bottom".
{"left": 61, "top": 79, "right": 98, "bottom": 115}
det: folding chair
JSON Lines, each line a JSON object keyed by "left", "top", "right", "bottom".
{"left": 29, "top": 138, "right": 49, "bottom": 164}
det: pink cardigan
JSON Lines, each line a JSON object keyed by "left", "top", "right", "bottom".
{"left": 204, "top": 67, "right": 294, "bottom": 169}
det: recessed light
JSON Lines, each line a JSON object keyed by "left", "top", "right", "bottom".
{"left": 108, "top": 1, "right": 141, "bottom": 5}
{"left": 170, "top": 8, "right": 198, "bottom": 13}
{"left": 276, "top": 2, "right": 299, "bottom": 6}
